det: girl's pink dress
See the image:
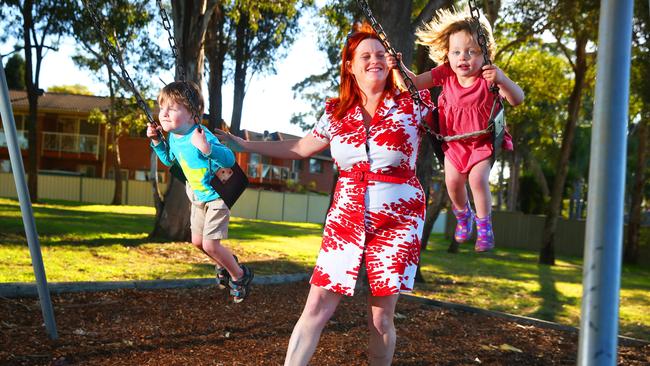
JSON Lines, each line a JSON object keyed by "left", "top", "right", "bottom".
{"left": 432, "top": 63, "right": 513, "bottom": 173}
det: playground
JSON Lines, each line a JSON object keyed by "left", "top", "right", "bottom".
{"left": 1, "top": 0, "right": 649, "bottom": 365}
{"left": 1, "top": 199, "right": 649, "bottom": 364}
{"left": 1, "top": 283, "right": 648, "bottom": 366}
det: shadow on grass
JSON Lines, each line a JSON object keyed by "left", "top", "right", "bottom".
{"left": 2, "top": 204, "right": 154, "bottom": 237}
{"left": 529, "top": 264, "right": 563, "bottom": 322}
{"left": 0, "top": 232, "right": 170, "bottom": 248}
{"left": 228, "top": 219, "right": 323, "bottom": 241}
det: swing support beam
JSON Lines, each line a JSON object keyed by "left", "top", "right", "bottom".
{"left": 577, "top": 0, "right": 633, "bottom": 365}
{"left": 0, "top": 62, "right": 58, "bottom": 339}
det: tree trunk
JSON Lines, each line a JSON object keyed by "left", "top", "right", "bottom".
{"left": 170, "top": 0, "right": 217, "bottom": 81}
{"left": 482, "top": 0, "right": 501, "bottom": 27}
{"left": 22, "top": 0, "right": 39, "bottom": 203}
{"left": 205, "top": 5, "right": 227, "bottom": 132}
{"left": 111, "top": 132, "right": 123, "bottom": 205}
{"left": 150, "top": 178, "right": 192, "bottom": 239}
{"left": 539, "top": 36, "right": 588, "bottom": 265}
{"left": 108, "top": 73, "right": 123, "bottom": 205}
{"left": 497, "top": 157, "right": 504, "bottom": 210}
{"left": 624, "top": 117, "right": 648, "bottom": 264}
{"left": 416, "top": 197, "right": 448, "bottom": 282}
{"left": 369, "top": 0, "right": 415, "bottom": 66}
{"left": 152, "top": 0, "right": 218, "bottom": 241}
{"left": 230, "top": 10, "right": 250, "bottom": 135}
{"left": 415, "top": 136, "right": 435, "bottom": 283}
{"left": 507, "top": 149, "right": 520, "bottom": 211}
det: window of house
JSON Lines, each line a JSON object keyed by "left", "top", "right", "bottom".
{"left": 0, "top": 115, "right": 29, "bottom": 149}
{"left": 78, "top": 165, "right": 96, "bottom": 177}
{"left": 248, "top": 153, "right": 261, "bottom": 178}
{"left": 292, "top": 160, "right": 302, "bottom": 172}
{"left": 135, "top": 170, "right": 147, "bottom": 181}
{"left": 249, "top": 153, "right": 261, "bottom": 166}
{"left": 135, "top": 170, "right": 164, "bottom": 182}
{"left": 0, "top": 160, "right": 11, "bottom": 173}
{"left": 107, "top": 168, "right": 130, "bottom": 180}
{"left": 57, "top": 117, "right": 78, "bottom": 133}
{"left": 79, "top": 119, "right": 98, "bottom": 135}
{"left": 309, "top": 158, "right": 323, "bottom": 174}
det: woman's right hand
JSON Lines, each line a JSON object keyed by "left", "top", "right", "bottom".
{"left": 386, "top": 52, "right": 402, "bottom": 70}
{"left": 214, "top": 129, "right": 247, "bottom": 151}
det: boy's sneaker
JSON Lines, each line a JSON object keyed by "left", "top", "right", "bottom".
{"left": 215, "top": 255, "right": 238, "bottom": 289}
{"left": 453, "top": 202, "right": 475, "bottom": 243}
{"left": 228, "top": 265, "right": 254, "bottom": 303}
{"left": 475, "top": 215, "right": 495, "bottom": 252}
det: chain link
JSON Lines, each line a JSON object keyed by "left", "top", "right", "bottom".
{"left": 468, "top": 0, "right": 491, "bottom": 67}
{"left": 468, "top": 0, "right": 500, "bottom": 94}
{"left": 356, "top": 0, "right": 422, "bottom": 105}
{"left": 82, "top": 1, "right": 169, "bottom": 144}
{"left": 156, "top": 0, "right": 184, "bottom": 81}
{"left": 155, "top": 0, "right": 202, "bottom": 127}
{"left": 355, "top": 0, "right": 439, "bottom": 140}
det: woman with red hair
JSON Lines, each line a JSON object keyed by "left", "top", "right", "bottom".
{"left": 218, "top": 23, "right": 434, "bottom": 365}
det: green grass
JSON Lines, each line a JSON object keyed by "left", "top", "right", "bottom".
{"left": 0, "top": 198, "right": 323, "bottom": 281}
{"left": 414, "top": 239, "right": 650, "bottom": 340}
{"left": 1, "top": 197, "right": 649, "bottom": 340}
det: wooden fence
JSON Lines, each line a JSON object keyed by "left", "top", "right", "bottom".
{"left": 2, "top": 172, "right": 646, "bottom": 265}
{"left": 444, "top": 210, "right": 650, "bottom": 266}
{"left": 0, "top": 172, "right": 330, "bottom": 223}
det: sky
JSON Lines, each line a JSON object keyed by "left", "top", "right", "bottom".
{"left": 1, "top": 4, "right": 329, "bottom": 137}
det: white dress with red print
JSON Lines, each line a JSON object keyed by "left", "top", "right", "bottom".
{"left": 310, "top": 90, "right": 434, "bottom": 297}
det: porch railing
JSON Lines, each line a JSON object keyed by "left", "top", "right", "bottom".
{"left": 42, "top": 131, "right": 99, "bottom": 158}
{"left": 247, "top": 163, "right": 296, "bottom": 182}
{"left": 0, "top": 129, "right": 28, "bottom": 149}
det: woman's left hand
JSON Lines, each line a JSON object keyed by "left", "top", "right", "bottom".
{"left": 482, "top": 64, "right": 504, "bottom": 85}
{"left": 191, "top": 126, "right": 211, "bottom": 155}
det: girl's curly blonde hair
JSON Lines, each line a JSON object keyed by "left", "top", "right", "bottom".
{"left": 416, "top": 6, "right": 496, "bottom": 65}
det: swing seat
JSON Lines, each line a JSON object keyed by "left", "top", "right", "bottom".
{"left": 490, "top": 106, "right": 506, "bottom": 162}
{"left": 169, "top": 161, "right": 249, "bottom": 209}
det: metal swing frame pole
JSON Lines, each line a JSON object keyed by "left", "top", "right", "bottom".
{"left": 0, "top": 61, "right": 58, "bottom": 339}
{"left": 577, "top": 0, "right": 633, "bottom": 365}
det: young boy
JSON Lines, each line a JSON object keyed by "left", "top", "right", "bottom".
{"left": 147, "top": 81, "right": 253, "bottom": 302}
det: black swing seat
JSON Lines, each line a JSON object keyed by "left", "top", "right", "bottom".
{"left": 169, "top": 161, "right": 249, "bottom": 209}
{"left": 490, "top": 105, "right": 506, "bottom": 162}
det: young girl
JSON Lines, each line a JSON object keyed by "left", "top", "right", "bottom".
{"left": 389, "top": 7, "right": 524, "bottom": 252}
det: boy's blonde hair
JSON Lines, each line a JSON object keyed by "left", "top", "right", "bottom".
{"left": 416, "top": 6, "right": 496, "bottom": 65}
{"left": 158, "top": 81, "right": 204, "bottom": 117}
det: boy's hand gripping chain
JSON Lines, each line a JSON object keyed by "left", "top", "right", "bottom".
{"left": 155, "top": 0, "right": 249, "bottom": 207}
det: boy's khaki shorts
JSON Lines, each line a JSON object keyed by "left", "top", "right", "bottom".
{"left": 187, "top": 185, "right": 230, "bottom": 240}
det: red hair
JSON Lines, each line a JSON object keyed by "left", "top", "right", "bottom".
{"left": 332, "top": 22, "right": 397, "bottom": 120}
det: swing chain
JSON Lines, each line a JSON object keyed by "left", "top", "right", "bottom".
{"left": 467, "top": 0, "right": 491, "bottom": 67}
{"left": 82, "top": 1, "right": 167, "bottom": 145}
{"left": 356, "top": 0, "right": 421, "bottom": 105}
{"left": 155, "top": 0, "right": 203, "bottom": 127}
{"left": 355, "top": 0, "right": 438, "bottom": 139}
{"left": 467, "top": 0, "right": 500, "bottom": 94}
{"left": 156, "top": 0, "right": 184, "bottom": 82}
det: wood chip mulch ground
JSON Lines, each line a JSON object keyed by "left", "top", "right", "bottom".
{"left": 1, "top": 281, "right": 648, "bottom": 366}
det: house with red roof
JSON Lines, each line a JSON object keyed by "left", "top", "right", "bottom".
{"left": 0, "top": 90, "right": 335, "bottom": 193}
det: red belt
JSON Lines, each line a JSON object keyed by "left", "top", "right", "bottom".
{"left": 339, "top": 170, "right": 414, "bottom": 184}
